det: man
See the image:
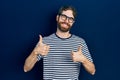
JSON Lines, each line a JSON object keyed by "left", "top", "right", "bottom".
{"left": 24, "top": 6, "right": 96, "bottom": 80}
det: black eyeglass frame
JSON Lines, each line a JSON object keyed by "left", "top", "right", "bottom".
{"left": 58, "top": 14, "right": 75, "bottom": 23}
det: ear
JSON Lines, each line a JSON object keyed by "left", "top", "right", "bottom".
{"left": 56, "top": 15, "right": 59, "bottom": 22}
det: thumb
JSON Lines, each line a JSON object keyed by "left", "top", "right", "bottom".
{"left": 39, "top": 35, "right": 43, "bottom": 44}
{"left": 78, "top": 46, "right": 82, "bottom": 53}
{"left": 71, "top": 50, "right": 74, "bottom": 53}
{"left": 71, "top": 50, "right": 74, "bottom": 56}
{"left": 71, "top": 50, "right": 74, "bottom": 55}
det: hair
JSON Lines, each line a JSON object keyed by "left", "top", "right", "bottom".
{"left": 58, "top": 5, "right": 77, "bottom": 18}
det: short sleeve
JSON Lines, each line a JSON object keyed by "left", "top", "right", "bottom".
{"left": 81, "top": 39, "right": 93, "bottom": 62}
{"left": 37, "top": 54, "right": 43, "bottom": 61}
{"left": 35, "top": 42, "right": 43, "bottom": 61}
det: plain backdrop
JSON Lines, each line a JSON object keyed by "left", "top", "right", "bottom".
{"left": 0, "top": 0, "right": 120, "bottom": 80}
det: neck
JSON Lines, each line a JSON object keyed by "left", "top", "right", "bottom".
{"left": 56, "top": 28, "right": 71, "bottom": 38}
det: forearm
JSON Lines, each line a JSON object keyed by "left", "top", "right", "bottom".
{"left": 82, "top": 57, "right": 96, "bottom": 75}
{"left": 24, "top": 50, "right": 38, "bottom": 72}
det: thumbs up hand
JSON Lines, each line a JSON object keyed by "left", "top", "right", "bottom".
{"left": 71, "top": 46, "right": 86, "bottom": 63}
{"left": 35, "top": 35, "right": 50, "bottom": 56}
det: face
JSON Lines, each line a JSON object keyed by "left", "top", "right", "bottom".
{"left": 56, "top": 10, "right": 75, "bottom": 32}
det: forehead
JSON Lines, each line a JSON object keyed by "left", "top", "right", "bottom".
{"left": 61, "top": 10, "right": 74, "bottom": 18}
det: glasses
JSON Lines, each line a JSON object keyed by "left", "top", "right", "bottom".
{"left": 59, "top": 14, "right": 75, "bottom": 23}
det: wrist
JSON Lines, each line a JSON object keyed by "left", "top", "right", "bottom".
{"left": 81, "top": 56, "right": 87, "bottom": 64}
{"left": 37, "top": 54, "right": 43, "bottom": 61}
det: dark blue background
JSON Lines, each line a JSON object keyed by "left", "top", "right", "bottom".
{"left": 0, "top": 0, "right": 120, "bottom": 80}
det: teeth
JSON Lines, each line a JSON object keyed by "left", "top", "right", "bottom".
{"left": 63, "top": 24, "right": 67, "bottom": 27}
{"left": 61, "top": 23, "right": 68, "bottom": 27}
{"left": 63, "top": 23, "right": 67, "bottom": 26}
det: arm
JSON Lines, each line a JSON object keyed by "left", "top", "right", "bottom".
{"left": 80, "top": 39, "right": 96, "bottom": 75}
{"left": 81, "top": 55, "right": 96, "bottom": 75}
{"left": 23, "top": 35, "right": 50, "bottom": 72}
{"left": 71, "top": 46, "right": 96, "bottom": 75}
{"left": 23, "top": 48, "right": 38, "bottom": 72}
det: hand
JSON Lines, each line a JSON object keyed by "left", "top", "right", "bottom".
{"left": 35, "top": 35, "right": 50, "bottom": 56}
{"left": 71, "top": 46, "right": 86, "bottom": 63}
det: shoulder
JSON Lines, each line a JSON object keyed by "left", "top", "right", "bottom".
{"left": 72, "top": 34, "right": 86, "bottom": 43}
{"left": 43, "top": 33, "right": 55, "bottom": 39}
{"left": 42, "top": 33, "right": 55, "bottom": 43}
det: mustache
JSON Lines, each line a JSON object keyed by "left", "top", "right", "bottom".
{"left": 60, "top": 22, "right": 70, "bottom": 27}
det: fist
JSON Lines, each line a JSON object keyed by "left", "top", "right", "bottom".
{"left": 71, "top": 46, "right": 85, "bottom": 62}
{"left": 35, "top": 35, "right": 50, "bottom": 56}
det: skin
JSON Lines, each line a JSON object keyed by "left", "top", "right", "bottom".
{"left": 23, "top": 35, "right": 50, "bottom": 72}
{"left": 24, "top": 9, "right": 96, "bottom": 75}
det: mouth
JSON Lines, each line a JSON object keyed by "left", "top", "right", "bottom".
{"left": 62, "top": 23, "right": 68, "bottom": 27}
{"left": 61, "top": 22, "right": 70, "bottom": 28}
{"left": 58, "top": 22, "right": 71, "bottom": 32}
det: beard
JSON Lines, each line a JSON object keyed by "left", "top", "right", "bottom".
{"left": 57, "top": 22, "right": 72, "bottom": 32}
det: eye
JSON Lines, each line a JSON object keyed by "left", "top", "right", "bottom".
{"left": 69, "top": 17, "right": 74, "bottom": 22}
{"left": 60, "top": 14, "right": 67, "bottom": 19}
{"left": 59, "top": 14, "right": 75, "bottom": 23}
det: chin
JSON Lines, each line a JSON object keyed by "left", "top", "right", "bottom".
{"left": 57, "top": 23, "right": 71, "bottom": 32}
{"left": 60, "top": 27, "right": 70, "bottom": 32}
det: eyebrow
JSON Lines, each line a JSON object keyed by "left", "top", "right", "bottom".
{"left": 61, "top": 14, "right": 74, "bottom": 19}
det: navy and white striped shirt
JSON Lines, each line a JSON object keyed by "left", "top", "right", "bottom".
{"left": 37, "top": 33, "right": 93, "bottom": 80}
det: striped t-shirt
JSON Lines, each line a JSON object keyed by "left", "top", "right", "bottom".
{"left": 37, "top": 33, "right": 93, "bottom": 80}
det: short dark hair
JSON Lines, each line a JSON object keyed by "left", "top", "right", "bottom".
{"left": 58, "top": 6, "right": 77, "bottom": 18}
